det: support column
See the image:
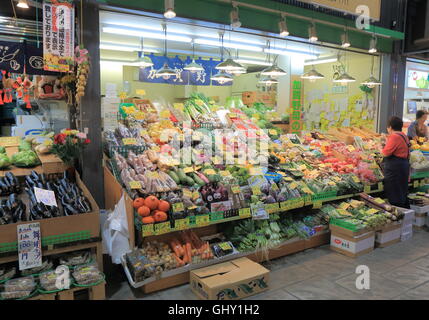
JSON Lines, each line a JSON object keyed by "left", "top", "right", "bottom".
{"left": 277, "top": 55, "right": 291, "bottom": 116}
{"left": 78, "top": 0, "right": 104, "bottom": 207}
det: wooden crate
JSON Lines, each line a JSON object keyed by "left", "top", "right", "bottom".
{"left": 56, "top": 283, "right": 106, "bottom": 300}
{"left": 28, "top": 293, "right": 57, "bottom": 300}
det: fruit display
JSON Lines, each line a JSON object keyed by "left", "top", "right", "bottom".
{"left": 410, "top": 151, "right": 429, "bottom": 170}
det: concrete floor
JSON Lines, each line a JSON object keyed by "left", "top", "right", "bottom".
{"left": 106, "top": 230, "right": 429, "bottom": 300}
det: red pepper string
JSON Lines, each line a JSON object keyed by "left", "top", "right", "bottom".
{"left": 0, "top": 90, "right": 3, "bottom": 105}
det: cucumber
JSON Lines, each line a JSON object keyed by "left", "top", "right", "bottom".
{"left": 176, "top": 169, "right": 188, "bottom": 184}
{"left": 185, "top": 176, "right": 195, "bottom": 186}
{"left": 190, "top": 172, "right": 205, "bottom": 186}
{"left": 168, "top": 171, "right": 180, "bottom": 184}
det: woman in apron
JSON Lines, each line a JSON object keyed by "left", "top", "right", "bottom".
{"left": 382, "top": 116, "right": 411, "bottom": 208}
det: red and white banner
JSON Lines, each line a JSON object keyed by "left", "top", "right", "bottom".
{"left": 43, "top": 1, "right": 74, "bottom": 72}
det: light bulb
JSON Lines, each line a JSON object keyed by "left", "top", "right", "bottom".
{"left": 164, "top": 0, "right": 176, "bottom": 19}
{"left": 17, "top": 0, "right": 29, "bottom": 8}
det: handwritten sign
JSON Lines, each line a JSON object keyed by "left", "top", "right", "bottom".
{"left": 34, "top": 187, "right": 58, "bottom": 207}
{"left": 129, "top": 181, "right": 142, "bottom": 190}
{"left": 0, "top": 136, "right": 21, "bottom": 147}
{"left": 18, "top": 223, "right": 42, "bottom": 270}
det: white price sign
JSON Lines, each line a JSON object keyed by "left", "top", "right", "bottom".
{"left": 34, "top": 187, "right": 58, "bottom": 207}
{"left": 17, "top": 223, "right": 42, "bottom": 270}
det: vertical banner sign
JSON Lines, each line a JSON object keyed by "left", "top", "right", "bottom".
{"left": 289, "top": 76, "right": 304, "bottom": 135}
{"left": 17, "top": 223, "right": 42, "bottom": 270}
{"left": 43, "top": 1, "right": 75, "bottom": 72}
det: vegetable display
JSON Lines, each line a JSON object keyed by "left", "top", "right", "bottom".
{"left": 11, "top": 150, "right": 40, "bottom": 168}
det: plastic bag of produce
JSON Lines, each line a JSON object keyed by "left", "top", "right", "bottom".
{"left": 11, "top": 151, "right": 40, "bottom": 167}
{"left": 39, "top": 270, "right": 70, "bottom": 291}
{"left": 21, "top": 259, "right": 53, "bottom": 276}
{"left": 0, "top": 153, "right": 11, "bottom": 169}
{"left": 0, "top": 267, "right": 16, "bottom": 281}
{"left": 72, "top": 264, "right": 103, "bottom": 285}
{"left": 59, "top": 251, "right": 91, "bottom": 267}
{"left": 3, "top": 276, "right": 35, "bottom": 292}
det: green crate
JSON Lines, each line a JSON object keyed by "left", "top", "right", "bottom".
{"left": 0, "top": 231, "right": 92, "bottom": 253}
{"left": 329, "top": 218, "right": 363, "bottom": 232}
{"left": 411, "top": 171, "right": 429, "bottom": 179}
{"left": 311, "top": 190, "right": 338, "bottom": 202}
{"left": 188, "top": 215, "right": 196, "bottom": 225}
{"left": 210, "top": 211, "right": 224, "bottom": 221}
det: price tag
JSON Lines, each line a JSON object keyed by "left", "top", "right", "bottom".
{"left": 174, "top": 218, "right": 189, "bottom": 230}
{"left": 366, "top": 208, "right": 379, "bottom": 215}
{"left": 122, "top": 138, "right": 137, "bottom": 145}
{"left": 313, "top": 201, "right": 322, "bottom": 209}
{"left": 347, "top": 145, "right": 355, "bottom": 152}
{"left": 0, "top": 136, "right": 20, "bottom": 147}
{"left": 34, "top": 187, "right": 58, "bottom": 207}
{"left": 414, "top": 180, "right": 420, "bottom": 188}
{"left": 129, "top": 181, "right": 142, "bottom": 190}
{"left": 251, "top": 186, "right": 261, "bottom": 195}
{"left": 304, "top": 196, "right": 312, "bottom": 206}
{"left": 229, "top": 112, "right": 237, "bottom": 118}
{"left": 173, "top": 103, "right": 184, "bottom": 111}
{"left": 328, "top": 181, "right": 336, "bottom": 186}
{"left": 239, "top": 208, "right": 252, "bottom": 218}
{"left": 352, "top": 176, "right": 360, "bottom": 183}
{"left": 204, "top": 169, "right": 216, "bottom": 175}
{"left": 269, "top": 129, "right": 277, "bottom": 135}
{"left": 136, "top": 89, "right": 146, "bottom": 95}
{"left": 192, "top": 191, "right": 200, "bottom": 200}
{"left": 196, "top": 214, "right": 210, "bottom": 227}
{"left": 231, "top": 185, "right": 241, "bottom": 194}
{"left": 220, "top": 170, "right": 231, "bottom": 177}
{"left": 140, "top": 130, "right": 148, "bottom": 137}
{"left": 374, "top": 198, "right": 385, "bottom": 204}
{"left": 160, "top": 110, "right": 171, "bottom": 119}
{"left": 364, "top": 185, "right": 371, "bottom": 193}
{"left": 183, "top": 189, "right": 193, "bottom": 199}
{"left": 298, "top": 165, "right": 307, "bottom": 171}
{"left": 183, "top": 167, "right": 194, "bottom": 173}
{"left": 339, "top": 202, "right": 350, "bottom": 210}
{"left": 337, "top": 209, "right": 351, "bottom": 216}
{"left": 17, "top": 223, "right": 42, "bottom": 270}
{"left": 133, "top": 112, "right": 145, "bottom": 120}
{"left": 172, "top": 202, "right": 185, "bottom": 212}
{"left": 267, "top": 203, "right": 280, "bottom": 213}
{"left": 142, "top": 224, "right": 154, "bottom": 237}
{"left": 302, "top": 187, "right": 313, "bottom": 194}
{"left": 154, "top": 222, "right": 171, "bottom": 235}
{"left": 218, "top": 242, "right": 232, "bottom": 251}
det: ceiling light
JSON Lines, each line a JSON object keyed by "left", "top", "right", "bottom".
{"left": 184, "top": 59, "right": 205, "bottom": 72}
{"left": 333, "top": 72, "right": 356, "bottom": 85}
{"left": 341, "top": 32, "right": 351, "bottom": 48}
{"left": 369, "top": 36, "right": 377, "bottom": 54}
{"left": 304, "top": 57, "right": 337, "bottom": 66}
{"left": 216, "top": 58, "right": 245, "bottom": 72}
{"left": 100, "top": 43, "right": 158, "bottom": 53}
{"left": 156, "top": 63, "right": 177, "bottom": 80}
{"left": 102, "top": 27, "right": 192, "bottom": 43}
{"left": 301, "top": 68, "right": 325, "bottom": 82}
{"left": 211, "top": 72, "right": 234, "bottom": 84}
{"left": 235, "top": 59, "right": 272, "bottom": 66}
{"left": 260, "top": 64, "right": 287, "bottom": 77}
{"left": 137, "top": 52, "right": 154, "bottom": 68}
{"left": 194, "top": 38, "right": 262, "bottom": 52}
{"left": 264, "top": 48, "right": 318, "bottom": 60}
{"left": 279, "top": 17, "right": 289, "bottom": 37}
{"left": 361, "top": 76, "right": 382, "bottom": 88}
{"left": 164, "top": 0, "right": 176, "bottom": 19}
{"left": 17, "top": 0, "right": 29, "bottom": 9}
{"left": 259, "top": 76, "right": 279, "bottom": 86}
{"left": 230, "top": 5, "right": 241, "bottom": 29}
{"left": 308, "top": 23, "right": 318, "bottom": 42}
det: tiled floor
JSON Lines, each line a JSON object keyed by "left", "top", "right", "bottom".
{"left": 106, "top": 230, "right": 429, "bottom": 300}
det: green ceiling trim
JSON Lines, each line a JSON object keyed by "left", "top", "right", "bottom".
{"left": 97, "top": 0, "right": 402, "bottom": 53}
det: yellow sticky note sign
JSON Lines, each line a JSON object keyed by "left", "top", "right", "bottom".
{"left": 122, "top": 138, "right": 137, "bottom": 145}
{"left": 231, "top": 185, "right": 241, "bottom": 194}
{"left": 129, "top": 181, "right": 142, "bottom": 189}
{"left": 136, "top": 89, "right": 146, "bottom": 95}
{"left": 172, "top": 202, "right": 185, "bottom": 212}
{"left": 152, "top": 145, "right": 160, "bottom": 152}
{"left": 183, "top": 167, "right": 194, "bottom": 174}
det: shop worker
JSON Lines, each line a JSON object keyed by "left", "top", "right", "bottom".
{"left": 407, "top": 110, "right": 429, "bottom": 140}
{"left": 382, "top": 116, "right": 411, "bottom": 208}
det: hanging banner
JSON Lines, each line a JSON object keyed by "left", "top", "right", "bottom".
{"left": 139, "top": 55, "right": 232, "bottom": 86}
{"left": 0, "top": 41, "right": 25, "bottom": 73}
{"left": 25, "top": 43, "right": 60, "bottom": 75}
{"left": 43, "top": 1, "right": 75, "bottom": 72}
{"left": 297, "top": 0, "right": 381, "bottom": 20}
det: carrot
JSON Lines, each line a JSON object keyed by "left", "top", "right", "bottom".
{"left": 169, "top": 240, "right": 181, "bottom": 257}
{"left": 173, "top": 253, "right": 184, "bottom": 267}
{"left": 186, "top": 242, "right": 192, "bottom": 263}
{"left": 182, "top": 244, "right": 189, "bottom": 264}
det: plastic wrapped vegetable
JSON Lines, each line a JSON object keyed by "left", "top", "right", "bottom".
{"left": 0, "top": 153, "right": 11, "bottom": 169}
{"left": 72, "top": 264, "right": 104, "bottom": 285}
{"left": 11, "top": 151, "right": 40, "bottom": 167}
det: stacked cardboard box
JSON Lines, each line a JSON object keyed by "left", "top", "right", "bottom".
{"left": 401, "top": 209, "right": 415, "bottom": 241}
{"left": 329, "top": 225, "right": 375, "bottom": 257}
{"left": 410, "top": 205, "right": 428, "bottom": 229}
{"left": 375, "top": 222, "right": 402, "bottom": 248}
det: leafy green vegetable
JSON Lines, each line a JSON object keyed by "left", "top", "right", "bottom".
{"left": 18, "top": 140, "right": 32, "bottom": 152}
{"left": 12, "top": 150, "right": 40, "bottom": 167}
{"left": 0, "top": 153, "right": 11, "bottom": 169}
{"left": 0, "top": 146, "right": 5, "bottom": 154}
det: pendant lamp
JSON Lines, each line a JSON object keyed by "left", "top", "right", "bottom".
{"left": 156, "top": 23, "right": 177, "bottom": 80}
{"left": 137, "top": 38, "right": 153, "bottom": 68}
{"left": 362, "top": 55, "right": 381, "bottom": 88}
{"left": 301, "top": 68, "right": 325, "bottom": 82}
{"left": 184, "top": 41, "right": 204, "bottom": 73}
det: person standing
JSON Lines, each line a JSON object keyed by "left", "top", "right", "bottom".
{"left": 382, "top": 116, "right": 411, "bottom": 208}
{"left": 407, "top": 110, "right": 429, "bottom": 140}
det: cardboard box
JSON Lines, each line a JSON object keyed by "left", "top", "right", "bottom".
{"left": 401, "top": 223, "right": 413, "bottom": 234}
{"left": 401, "top": 231, "right": 413, "bottom": 242}
{"left": 330, "top": 231, "right": 375, "bottom": 258}
{"left": 375, "top": 223, "right": 401, "bottom": 248}
{"left": 329, "top": 224, "right": 370, "bottom": 238}
{"left": 413, "top": 212, "right": 427, "bottom": 227}
{"left": 190, "top": 257, "right": 269, "bottom": 300}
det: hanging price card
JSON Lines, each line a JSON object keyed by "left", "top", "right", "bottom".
{"left": 239, "top": 208, "right": 252, "bottom": 218}
{"left": 172, "top": 202, "right": 185, "bottom": 212}
{"left": 129, "top": 181, "right": 142, "bottom": 190}
{"left": 231, "top": 185, "right": 241, "bottom": 194}
{"left": 154, "top": 222, "right": 171, "bottom": 235}
{"left": 122, "top": 138, "right": 137, "bottom": 145}
{"left": 174, "top": 217, "right": 189, "bottom": 230}
{"left": 364, "top": 185, "right": 371, "bottom": 193}
{"left": 183, "top": 167, "right": 194, "bottom": 174}
{"left": 142, "top": 224, "right": 154, "bottom": 237}
{"left": 196, "top": 214, "right": 210, "bottom": 227}
{"left": 313, "top": 201, "right": 322, "bottom": 209}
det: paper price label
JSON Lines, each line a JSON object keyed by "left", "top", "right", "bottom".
{"left": 172, "top": 202, "right": 185, "bottom": 212}
{"left": 196, "top": 214, "right": 210, "bottom": 227}
{"left": 302, "top": 187, "right": 313, "bottom": 194}
{"left": 183, "top": 167, "right": 194, "bottom": 174}
{"left": 174, "top": 218, "right": 189, "bottom": 230}
{"left": 129, "top": 181, "right": 142, "bottom": 190}
{"left": 160, "top": 110, "right": 171, "bottom": 119}
{"left": 122, "top": 138, "right": 137, "bottom": 145}
{"left": 154, "top": 222, "right": 170, "bottom": 235}
{"left": 251, "top": 186, "right": 262, "bottom": 195}
{"left": 374, "top": 198, "right": 385, "bottom": 204}
{"left": 364, "top": 185, "right": 371, "bottom": 193}
{"left": 239, "top": 208, "right": 252, "bottom": 218}
{"left": 347, "top": 145, "right": 355, "bottom": 152}
{"left": 231, "top": 185, "right": 241, "bottom": 194}
{"left": 204, "top": 169, "right": 216, "bottom": 175}
{"left": 183, "top": 189, "right": 193, "bottom": 199}
{"left": 352, "top": 176, "right": 360, "bottom": 183}
{"left": 366, "top": 209, "right": 378, "bottom": 215}
{"left": 313, "top": 201, "right": 322, "bottom": 209}
{"left": 192, "top": 191, "right": 200, "bottom": 200}
{"left": 220, "top": 170, "right": 231, "bottom": 177}
{"left": 142, "top": 224, "right": 154, "bottom": 237}
{"left": 218, "top": 242, "right": 232, "bottom": 251}
{"left": 34, "top": 187, "right": 58, "bottom": 207}
{"left": 265, "top": 203, "right": 279, "bottom": 213}
{"left": 173, "top": 103, "right": 184, "bottom": 111}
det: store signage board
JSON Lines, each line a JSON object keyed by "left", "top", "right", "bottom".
{"left": 43, "top": 1, "right": 75, "bottom": 72}
{"left": 407, "top": 70, "right": 429, "bottom": 90}
{"left": 17, "top": 223, "right": 42, "bottom": 270}
{"left": 297, "top": 0, "right": 380, "bottom": 20}
{"left": 289, "top": 76, "right": 303, "bottom": 135}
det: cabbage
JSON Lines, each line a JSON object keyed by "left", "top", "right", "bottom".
{"left": 0, "top": 154, "right": 11, "bottom": 169}
{"left": 0, "top": 146, "right": 5, "bottom": 154}
{"left": 12, "top": 151, "right": 40, "bottom": 167}
{"left": 18, "top": 141, "right": 32, "bottom": 151}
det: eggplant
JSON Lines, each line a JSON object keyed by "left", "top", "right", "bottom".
{"left": 63, "top": 204, "right": 79, "bottom": 215}
{"left": 31, "top": 171, "right": 40, "bottom": 181}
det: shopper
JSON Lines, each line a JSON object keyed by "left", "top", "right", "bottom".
{"left": 382, "top": 116, "right": 411, "bottom": 208}
{"left": 407, "top": 110, "right": 429, "bottom": 140}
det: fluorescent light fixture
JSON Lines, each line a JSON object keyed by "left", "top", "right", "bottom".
{"left": 230, "top": 5, "right": 241, "bottom": 29}
{"left": 279, "top": 18, "right": 289, "bottom": 37}
{"left": 264, "top": 48, "right": 318, "bottom": 59}
{"left": 216, "top": 58, "right": 245, "bottom": 72}
{"left": 184, "top": 59, "right": 205, "bottom": 72}
{"left": 308, "top": 23, "right": 318, "bottom": 42}
{"left": 164, "top": 0, "right": 176, "bottom": 19}
{"left": 17, "top": 0, "right": 29, "bottom": 8}
{"left": 102, "top": 27, "right": 192, "bottom": 43}
{"left": 194, "top": 38, "right": 262, "bottom": 52}
{"left": 137, "top": 51, "right": 154, "bottom": 68}
{"left": 304, "top": 57, "right": 337, "bottom": 66}
{"left": 341, "top": 32, "right": 351, "bottom": 48}
{"left": 211, "top": 72, "right": 234, "bottom": 84}
{"left": 100, "top": 43, "right": 158, "bottom": 53}
{"left": 236, "top": 59, "right": 272, "bottom": 66}
{"left": 156, "top": 63, "right": 177, "bottom": 79}
{"left": 369, "top": 36, "right": 377, "bottom": 54}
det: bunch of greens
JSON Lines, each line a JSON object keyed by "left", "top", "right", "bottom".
{"left": 12, "top": 150, "right": 40, "bottom": 167}
{"left": 0, "top": 153, "right": 11, "bottom": 169}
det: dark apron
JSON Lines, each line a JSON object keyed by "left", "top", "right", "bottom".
{"left": 382, "top": 133, "right": 410, "bottom": 209}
